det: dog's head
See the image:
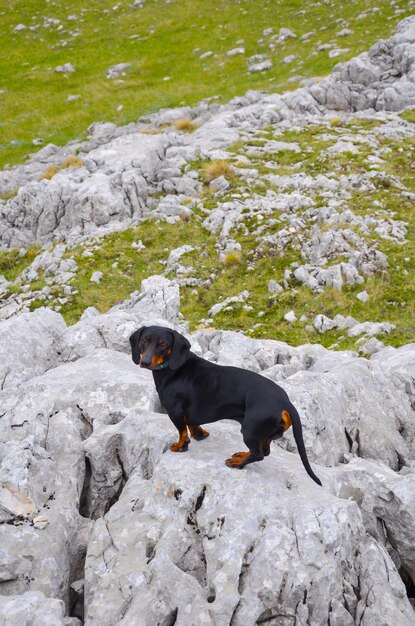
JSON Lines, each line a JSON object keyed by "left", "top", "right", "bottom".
{"left": 129, "top": 325, "right": 191, "bottom": 371}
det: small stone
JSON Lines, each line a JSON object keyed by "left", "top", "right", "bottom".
{"left": 90, "top": 271, "right": 103, "bottom": 283}
{"left": 268, "top": 280, "right": 283, "bottom": 294}
{"left": 356, "top": 290, "right": 369, "bottom": 303}
{"left": 278, "top": 27, "right": 296, "bottom": 39}
{"left": 33, "top": 515, "right": 50, "bottom": 530}
{"left": 328, "top": 48, "right": 350, "bottom": 58}
{"left": 248, "top": 60, "right": 273, "bottom": 73}
{"left": 226, "top": 47, "right": 245, "bottom": 56}
{"left": 13, "top": 24, "right": 26, "bottom": 33}
{"left": 209, "top": 175, "right": 230, "bottom": 193}
{"left": 66, "top": 94, "right": 81, "bottom": 102}
{"left": 199, "top": 51, "right": 213, "bottom": 59}
{"left": 283, "top": 55, "right": 297, "bottom": 64}
{"left": 356, "top": 336, "right": 385, "bottom": 356}
{"left": 32, "top": 138, "right": 44, "bottom": 146}
{"left": 313, "top": 314, "right": 337, "bottom": 333}
{"left": 336, "top": 28, "right": 354, "bottom": 36}
{"left": 131, "top": 240, "right": 146, "bottom": 250}
{"left": 284, "top": 310, "right": 297, "bottom": 323}
{"left": 55, "top": 63, "right": 75, "bottom": 73}
{"left": 106, "top": 63, "right": 131, "bottom": 79}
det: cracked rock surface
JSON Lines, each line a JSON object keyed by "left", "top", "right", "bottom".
{"left": 0, "top": 278, "right": 414, "bottom": 624}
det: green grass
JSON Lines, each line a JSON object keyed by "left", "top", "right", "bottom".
{"left": 58, "top": 218, "right": 215, "bottom": 324}
{"left": 1, "top": 0, "right": 414, "bottom": 169}
{"left": 2, "top": 0, "right": 415, "bottom": 356}
{"left": 0, "top": 245, "right": 41, "bottom": 281}
{"left": 8, "top": 114, "right": 401, "bottom": 351}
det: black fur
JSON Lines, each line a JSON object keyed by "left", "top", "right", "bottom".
{"left": 129, "top": 325, "right": 322, "bottom": 485}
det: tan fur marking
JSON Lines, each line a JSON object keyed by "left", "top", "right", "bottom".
{"left": 225, "top": 451, "right": 251, "bottom": 467}
{"left": 170, "top": 429, "right": 190, "bottom": 452}
{"left": 282, "top": 409, "right": 292, "bottom": 432}
{"left": 151, "top": 355, "right": 164, "bottom": 368}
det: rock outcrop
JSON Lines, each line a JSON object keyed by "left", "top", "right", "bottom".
{"left": 1, "top": 14, "right": 415, "bottom": 625}
{"left": 0, "top": 277, "right": 414, "bottom": 624}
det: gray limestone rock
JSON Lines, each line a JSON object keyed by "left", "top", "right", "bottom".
{"left": 304, "top": 16, "right": 415, "bottom": 113}
{"left": 0, "top": 308, "right": 66, "bottom": 389}
{"left": 0, "top": 591, "right": 80, "bottom": 625}
{"left": 0, "top": 303, "right": 414, "bottom": 623}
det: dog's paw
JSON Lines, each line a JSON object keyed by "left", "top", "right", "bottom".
{"left": 231, "top": 451, "right": 248, "bottom": 459}
{"left": 225, "top": 452, "right": 250, "bottom": 468}
{"left": 189, "top": 426, "right": 210, "bottom": 441}
{"left": 170, "top": 440, "right": 189, "bottom": 452}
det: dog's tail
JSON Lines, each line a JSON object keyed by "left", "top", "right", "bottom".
{"left": 287, "top": 405, "right": 322, "bottom": 486}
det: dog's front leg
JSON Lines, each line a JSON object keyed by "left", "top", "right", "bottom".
{"left": 169, "top": 414, "right": 190, "bottom": 452}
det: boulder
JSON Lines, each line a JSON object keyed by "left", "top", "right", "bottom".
{"left": 0, "top": 308, "right": 66, "bottom": 389}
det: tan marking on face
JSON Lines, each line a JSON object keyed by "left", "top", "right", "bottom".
{"left": 282, "top": 409, "right": 292, "bottom": 432}
{"left": 151, "top": 355, "right": 164, "bottom": 368}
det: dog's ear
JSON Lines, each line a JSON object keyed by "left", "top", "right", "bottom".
{"left": 169, "top": 330, "right": 191, "bottom": 370}
{"left": 129, "top": 327, "right": 146, "bottom": 365}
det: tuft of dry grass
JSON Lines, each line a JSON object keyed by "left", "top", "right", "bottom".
{"left": 40, "top": 165, "right": 60, "bottom": 180}
{"left": 40, "top": 155, "right": 84, "bottom": 180}
{"left": 223, "top": 250, "right": 242, "bottom": 266}
{"left": 171, "top": 118, "right": 198, "bottom": 133}
{"left": 60, "top": 155, "right": 84, "bottom": 168}
{"left": 202, "top": 159, "right": 235, "bottom": 183}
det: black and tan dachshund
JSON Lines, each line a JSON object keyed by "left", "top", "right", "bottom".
{"left": 130, "top": 325, "right": 322, "bottom": 485}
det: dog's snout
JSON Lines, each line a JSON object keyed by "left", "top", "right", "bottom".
{"left": 140, "top": 355, "right": 152, "bottom": 368}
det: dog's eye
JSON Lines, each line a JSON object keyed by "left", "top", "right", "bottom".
{"left": 142, "top": 336, "right": 149, "bottom": 345}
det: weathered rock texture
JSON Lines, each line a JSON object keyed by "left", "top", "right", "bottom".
{"left": 1, "top": 15, "right": 415, "bottom": 625}
{"left": 0, "top": 278, "right": 414, "bottom": 624}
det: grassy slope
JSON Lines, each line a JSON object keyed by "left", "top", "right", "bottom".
{"left": 1, "top": 0, "right": 414, "bottom": 169}
{"left": 2, "top": 114, "right": 409, "bottom": 351}
{"left": 1, "top": 0, "right": 415, "bottom": 351}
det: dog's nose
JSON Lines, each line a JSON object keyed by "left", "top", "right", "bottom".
{"left": 140, "top": 357, "right": 151, "bottom": 368}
